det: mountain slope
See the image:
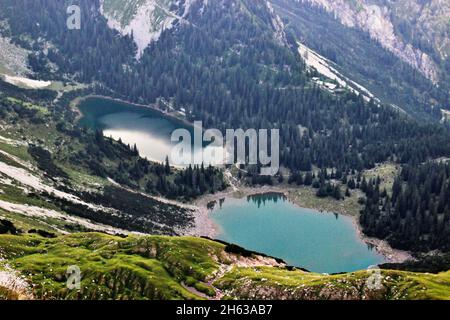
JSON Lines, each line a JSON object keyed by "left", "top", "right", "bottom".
{"left": 1, "top": 232, "right": 449, "bottom": 300}
{"left": 302, "top": 0, "right": 450, "bottom": 84}
{"left": 99, "top": 0, "right": 450, "bottom": 117}
{"left": 2, "top": 0, "right": 450, "bottom": 177}
{"left": 0, "top": 0, "right": 449, "bottom": 301}
{"left": 272, "top": 0, "right": 449, "bottom": 119}
{"left": 100, "top": 0, "right": 195, "bottom": 57}
{"left": 0, "top": 79, "right": 227, "bottom": 236}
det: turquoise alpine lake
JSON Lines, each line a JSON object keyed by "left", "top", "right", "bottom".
{"left": 209, "top": 193, "right": 386, "bottom": 273}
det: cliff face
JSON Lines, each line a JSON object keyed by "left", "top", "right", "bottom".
{"left": 300, "top": 0, "right": 450, "bottom": 83}
{"left": 99, "top": 0, "right": 288, "bottom": 58}
{"left": 100, "top": 0, "right": 201, "bottom": 58}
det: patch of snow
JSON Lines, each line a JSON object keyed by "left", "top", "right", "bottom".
{"left": 441, "top": 109, "right": 450, "bottom": 122}
{"left": 0, "top": 153, "right": 116, "bottom": 214}
{"left": 390, "top": 104, "right": 407, "bottom": 114}
{"left": 0, "top": 135, "right": 27, "bottom": 147}
{"left": 0, "top": 175, "right": 14, "bottom": 186}
{"left": 298, "top": 42, "right": 376, "bottom": 102}
{"left": 348, "top": 79, "right": 375, "bottom": 99}
{"left": 2, "top": 74, "right": 51, "bottom": 89}
{"left": 314, "top": 79, "right": 337, "bottom": 90}
{"left": 299, "top": 42, "right": 347, "bottom": 87}
{"left": 0, "top": 150, "right": 33, "bottom": 171}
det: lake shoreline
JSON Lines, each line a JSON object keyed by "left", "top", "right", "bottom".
{"left": 188, "top": 184, "right": 413, "bottom": 265}
{"left": 70, "top": 94, "right": 193, "bottom": 128}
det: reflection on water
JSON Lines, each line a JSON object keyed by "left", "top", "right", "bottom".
{"left": 247, "top": 192, "right": 287, "bottom": 208}
{"left": 78, "top": 97, "right": 224, "bottom": 166}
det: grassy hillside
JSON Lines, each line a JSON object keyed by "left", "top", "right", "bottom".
{"left": 0, "top": 232, "right": 449, "bottom": 300}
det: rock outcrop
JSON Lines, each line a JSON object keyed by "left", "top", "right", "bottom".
{"left": 300, "top": 0, "right": 450, "bottom": 83}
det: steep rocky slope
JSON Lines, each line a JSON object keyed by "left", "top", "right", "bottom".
{"left": 100, "top": 0, "right": 197, "bottom": 57}
{"left": 272, "top": 0, "right": 449, "bottom": 118}
{"left": 99, "top": 0, "right": 450, "bottom": 84}
{"left": 300, "top": 0, "right": 449, "bottom": 84}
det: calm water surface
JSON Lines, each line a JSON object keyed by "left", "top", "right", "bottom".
{"left": 209, "top": 193, "right": 385, "bottom": 273}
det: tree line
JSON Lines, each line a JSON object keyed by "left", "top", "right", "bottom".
{"left": 361, "top": 162, "right": 450, "bottom": 252}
